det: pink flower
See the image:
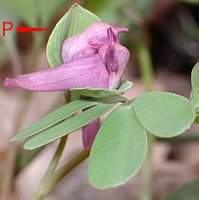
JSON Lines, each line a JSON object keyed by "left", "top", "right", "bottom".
{"left": 4, "top": 22, "right": 130, "bottom": 91}
{"left": 3, "top": 22, "right": 130, "bottom": 150}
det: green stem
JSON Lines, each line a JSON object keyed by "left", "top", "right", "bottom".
{"left": 30, "top": 150, "right": 89, "bottom": 200}
{"left": 15, "top": 94, "right": 63, "bottom": 175}
{"left": 41, "top": 136, "right": 68, "bottom": 184}
{"left": 30, "top": 92, "right": 71, "bottom": 199}
{"left": 137, "top": 29, "right": 155, "bottom": 200}
{"left": 137, "top": 31, "right": 154, "bottom": 93}
{"left": 141, "top": 134, "right": 155, "bottom": 200}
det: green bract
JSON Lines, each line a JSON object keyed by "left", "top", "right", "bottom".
{"left": 47, "top": 4, "right": 101, "bottom": 67}
{"left": 71, "top": 81, "right": 133, "bottom": 99}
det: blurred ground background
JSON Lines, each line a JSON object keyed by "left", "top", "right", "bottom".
{"left": 0, "top": 0, "right": 199, "bottom": 199}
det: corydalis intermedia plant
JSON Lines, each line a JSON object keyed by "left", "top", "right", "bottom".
{"left": 3, "top": 22, "right": 130, "bottom": 150}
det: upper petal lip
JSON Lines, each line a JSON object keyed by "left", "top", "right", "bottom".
{"left": 62, "top": 22, "right": 129, "bottom": 63}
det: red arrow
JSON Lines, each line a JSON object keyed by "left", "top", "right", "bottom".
{"left": 17, "top": 26, "right": 48, "bottom": 33}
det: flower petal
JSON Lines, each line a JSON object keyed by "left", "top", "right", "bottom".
{"left": 82, "top": 118, "right": 100, "bottom": 150}
{"left": 62, "top": 22, "right": 128, "bottom": 63}
{"left": 105, "top": 27, "right": 119, "bottom": 73}
{"left": 98, "top": 29, "right": 130, "bottom": 90}
{"left": 107, "top": 44, "right": 130, "bottom": 89}
{"left": 3, "top": 55, "right": 109, "bottom": 91}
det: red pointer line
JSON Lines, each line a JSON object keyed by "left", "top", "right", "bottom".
{"left": 17, "top": 26, "right": 48, "bottom": 33}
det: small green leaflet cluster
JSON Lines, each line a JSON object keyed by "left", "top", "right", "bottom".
{"left": 11, "top": 4, "right": 199, "bottom": 190}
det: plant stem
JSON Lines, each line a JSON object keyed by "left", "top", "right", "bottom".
{"left": 30, "top": 91, "right": 71, "bottom": 199}
{"left": 141, "top": 134, "right": 155, "bottom": 200}
{"left": 137, "top": 31, "right": 154, "bottom": 93}
{"left": 30, "top": 150, "right": 89, "bottom": 200}
{"left": 137, "top": 29, "right": 154, "bottom": 200}
{"left": 15, "top": 94, "right": 63, "bottom": 175}
{"left": 41, "top": 136, "right": 68, "bottom": 184}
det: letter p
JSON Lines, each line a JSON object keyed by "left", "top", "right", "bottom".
{"left": 2, "top": 22, "right": 13, "bottom": 36}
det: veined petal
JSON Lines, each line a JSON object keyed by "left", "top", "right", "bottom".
{"left": 82, "top": 118, "right": 100, "bottom": 150}
{"left": 3, "top": 55, "right": 109, "bottom": 91}
{"left": 62, "top": 22, "right": 128, "bottom": 63}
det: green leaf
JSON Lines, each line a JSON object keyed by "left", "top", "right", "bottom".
{"left": 89, "top": 104, "right": 147, "bottom": 189}
{"left": 12, "top": 99, "right": 99, "bottom": 142}
{"left": 47, "top": 4, "right": 101, "bottom": 67}
{"left": 181, "top": 0, "right": 199, "bottom": 4}
{"left": 23, "top": 103, "right": 114, "bottom": 150}
{"left": 71, "top": 81, "right": 133, "bottom": 99}
{"left": 131, "top": 92, "right": 195, "bottom": 137}
{"left": 164, "top": 179, "right": 199, "bottom": 200}
{"left": 191, "top": 62, "right": 199, "bottom": 110}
